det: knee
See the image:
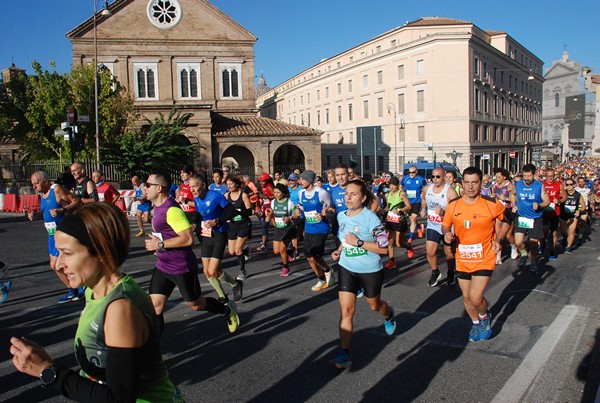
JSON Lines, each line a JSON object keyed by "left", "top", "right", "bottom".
{"left": 340, "top": 304, "right": 355, "bottom": 318}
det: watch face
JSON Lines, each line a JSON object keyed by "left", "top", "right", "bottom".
{"left": 40, "top": 367, "right": 57, "bottom": 385}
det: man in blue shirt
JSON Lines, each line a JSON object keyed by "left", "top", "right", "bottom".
{"left": 401, "top": 165, "right": 427, "bottom": 242}
{"left": 209, "top": 169, "right": 228, "bottom": 195}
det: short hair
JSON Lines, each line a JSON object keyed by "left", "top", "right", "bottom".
{"left": 33, "top": 171, "right": 50, "bottom": 182}
{"left": 92, "top": 169, "right": 104, "bottom": 177}
{"left": 346, "top": 179, "right": 375, "bottom": 207}
{"left": 446, "top": 170, "right": 458, "bottom": 180}
{"left": 71, "top": 203, "right": 130, "bottom": 274}
{"left": 226, "top": 175, "right": 242, "bottom": 188}
{"left": 180, "top": 164, "right": 195, "bottom": 174}
{"left": 213, "top": 168, "right": 223, "bottom": 177}
{"left": 150, "top": 172, "right": 172, "bottom": 193}
{"left": 462, "top": 166, "right": 483, "bottom": 180}
{"left": 275, "top": 170, "right": 282, "bottom": 175}
{"left": 334, "top": 163, "right": 348, "bottom": 171}
{"left": 193, "top": 172, "right": 208, "bottom": 185}
{"left": 522, "top": 163, "right": 536, "bottom": 174}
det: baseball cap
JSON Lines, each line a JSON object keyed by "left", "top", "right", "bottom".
{"left": 288, "top": 173, "right": 299, "bottom": 180}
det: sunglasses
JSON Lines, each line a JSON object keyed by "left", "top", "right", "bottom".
{"left": 565, "top": 183, "right": 574, "bottom": 186}
{"left": 144, "top": 182, "right": 162, "bottom": 188}
{"left": 431, "top": 175, "right": 442, "bottom": 179}
{"left": 409, "top": 171, "right": 417, "bottom": 174}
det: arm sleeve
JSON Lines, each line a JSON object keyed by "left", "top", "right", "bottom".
{"left": 54, "top": 347, "right": 140, "bottom": 403}
{"left": 166, "top": 207, "right": 192, "bottom": 233}
{"left": 319, "top": 188, "right": 331, "bottom": 208}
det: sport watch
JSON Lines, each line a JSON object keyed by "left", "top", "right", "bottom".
{"left": 356, "top": 239, "right": 364, "bottom": 248}
{"left": 40, "top": 366, "right": 58, "bottom": 388}
{"left": 158, "top": 241, "right": 166, "bottom": 252}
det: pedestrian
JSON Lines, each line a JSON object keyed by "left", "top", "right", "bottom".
{"left": 330, "top": 179, "right": 396, "bottom": 369}
{"left": 442, "top": 166, "right": 509, "bottom": 342}
{"left": 268, "top": 183, "right": 297, "bottom": 276}
{"left": 10, "top": 202, "right": 184, "bottom": 402}
{"left": 70, "top": 162, "right": 98, "bottom": 204}
{"left": 28, "top": 171, "right": 82, "bottom": 303}
{"left": 92, "top": 169, "right": 120, "bottom": 203}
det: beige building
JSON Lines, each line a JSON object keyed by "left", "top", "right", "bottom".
{"left": 257, "top": 17, "right": 543, "bottom": 175}
{"left": 67, "top": 0, "right": 321, "bottom": 175}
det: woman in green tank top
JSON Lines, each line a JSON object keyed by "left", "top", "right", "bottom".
{"left": 10, "top": 203, "right": 182, "bottom": 402}
{"left": 383, "top": 177, "right": 414, "bottom": 269}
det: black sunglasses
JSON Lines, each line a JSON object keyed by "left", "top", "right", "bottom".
{"left": 431, "top": 175, "right": 442, "bottom": 179}
{"left": 409, "top": 171, "right": 417, "bottom": 174}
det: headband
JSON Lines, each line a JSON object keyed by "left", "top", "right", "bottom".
{"left": 56, "top": 213, "right": 93, "bottom": 249}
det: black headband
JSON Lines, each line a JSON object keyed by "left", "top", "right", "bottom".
{"left": 56, "top": 213, "right": 93, "bottom": 249}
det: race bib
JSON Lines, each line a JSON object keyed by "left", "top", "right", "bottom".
{"left": 275, "top": 217, "right": 286, "bottom": 228}
{"left": 200, "top": 222, "right": 212, "bottom": 237}
{"left": 458, "top": 243, "right": 483, "bottom": 260}
{"left": 98, "top": 193, "right": 105, "bottom": 202}
{"left": 427, "top": 209, "right": 443, "bottom": 223}
{"left": 406, "top": 190, "right": 417, "bottom": 199}
{"left": 45, "top": 222, "right": 57, "bottom": 235}
{"left": 386, "top": 212, "right": 401, "bottom": 223}
{"left": 517, "top": 216, "right": 534, "bottom": 229}
{"left": 232, "top": 209, "right": 242, "bottom": 222}
{"left": 305, "top": 210, "right": 319, "bottom": 223}
{"left": 342, "top": 241, "right": 367, "bottom": 257}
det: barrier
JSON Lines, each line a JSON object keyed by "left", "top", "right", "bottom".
{"left": 2, "top": 194, "right": 19, "bottom": 212}
{"left": 19, "top": 194, "right": 41, "bottom": 213}
{"left": 119, "top": 190, "right": 136, "bottom": 215}
{"left": 0, "top": 194, "right": 4, "bottom": 211}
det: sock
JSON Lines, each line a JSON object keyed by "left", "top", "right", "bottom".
{"left": 520, "top": 249, "right": 528, "bottom": 257}
{"left": 237, "top": 255, "right": 246, "bottom": 273}
{"left": 283, "top": 264, "right": 289, "bottom": 269}
{"left": 219, "top": 271, "right": 238, "bottom": 287}
{"left": 208, "top": 276, "right": 227, "bottom": 298}
{"left": 409, "top": 232, "right": 415, "bottom": 240}
{"left": 204, "top": 297, "right": 228, "bottom": 314}
{"left": 157, "top": 313, "right": 164, "bottom": 335}
{"left": 389, "top": 257, "right": 395, "bottom": 262}
{"left": 447, "top": 258, "right": 456, "bottom": 271}
{"left": 319, "top": 275, "right": 326, "bottom": 281}
{"left": 478, "top": 312, "right": 488, "bottom": 321}
{"left": 472, "top": 320, "right": 480, "bottom": 324}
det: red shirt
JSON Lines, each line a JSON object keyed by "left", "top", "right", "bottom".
{"left": 179, "top": 183, "right": 195, "bottom": 212}
{"left": 542, "top": 179, "right": 562, "bottom": 215}
{"left": 96, "top": 182, "right": 119, "bottom": 203}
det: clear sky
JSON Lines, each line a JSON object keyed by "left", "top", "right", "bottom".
{"left": 2, "top": 0, "right": 598, "bottom": 88}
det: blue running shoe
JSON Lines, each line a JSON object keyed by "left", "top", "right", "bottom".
{"left": 58, "top": 288, "right": 78, "bottom": 304}
{"left": 0, "top": 279, "right": 11, "bottom": 304}
{"left": 356, "top": 288, "right": 364, "bottom": 298}
{"left": 77, "top": 287, "right": 86, "bottom": 300}
{"left": 549, "top": 255, "right": 556, "bottom": 261}
{"left": 478, "top": 311, "right": 492, "bottom": 340}
{"left": 468, "top": 323, "right": 481, "bottom": 342}
{"left": 330, "top": 349, "right": 352, "bottom": 369}
{"left": 384, "top": 306, "right": 397, "bottom": 335}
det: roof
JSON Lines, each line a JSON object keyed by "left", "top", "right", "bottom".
{"left": 404, "top": 17, "right": 471, "bottom": 27}
{"left": 212, "top": 115, "right": 321, "bottom": 137}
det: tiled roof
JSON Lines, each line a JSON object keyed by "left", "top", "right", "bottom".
{"left": 212, "top": 115, "right": 321, "bottom": 137}
{"left": 404, "top": 17, "right": 471, "bottom": 27}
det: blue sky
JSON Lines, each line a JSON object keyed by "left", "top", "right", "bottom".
{"left": 2, "top": 0, "right": 598, "bottom": 87}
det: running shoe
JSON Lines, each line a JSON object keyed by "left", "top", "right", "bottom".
{"left": 468, "top": 323, "right": 481, "bottom": 342}
{"left": 136, "top": 230, "right": 145, "bottom": 237}
{"left": 549, "top": 255, "right": 556, "bottom": 261}
{"left": 76, "top": 287, "right": 86, "bottom": 300}
{"left": 511, "top": 245, "right": 519, "bottom": 260}
{"left": 417, "top": 224, "right": 424, "bottom": 238}
{"left": 225, "top": 301, "right": 239, "bottom": 333}
{"left": 384, "top": 306, "right": 396, "bottom": 335}
{"left": 232, "top": 280, "right": 243, "bottom": 303}
{"left": 58, "top": 288, "right": 79, "bottom": 304}
{"left": 539, "top": 246, "right": 545, "bottom": 255}
{"left": 478, "top": 311, "right": 492, "bottom": 340}
{"left": 384, "top": 260, "right": 396, "bottom": 270}
{"left": 325, "top": 270, "right": 336, "bottom": 288}
{"left": 331, "top": 349, "right": 352, "bottom": 369}
{"left": 517, "top": 255, "right": 528, "bottom": 268}
{"left": 0, "top": 279, "right": 11, "bottom": 304}
{"left": 407, "top": 249, "right": 415, "bottom": 259}
{"left": 496, "top": 252, "right": 503, "bottom": 265}
{"left": 311, "top": 279, "right": 327, "bottom": 291}
{"left": 218, "top": 295, "right": 229, "bottom": 304}
{"left": 565, "top": 247, "right": 572, "bottom": 254}
{"left": 288, "top": 249, "right": 296, "bottom": 262}
{"left": 407, "top": 238, "right": 413, "bottom": 244}
{"left": 256, "top": 244, "right": 267, "bottom": 252}
{"left": 356, "top": 288, "right": 364, "bottom": 298}
{"left": 428, "top": 269, "right": 442, "bottom": 287}
{"left": 236, "top": 270, "right": 247, "bottom": 281}
{"left": 280, "top": 266, "right": 290, "bottom": 277}
{"left": 243, "top": 246, "right": 251, "bottom": 261}
{"left": 446, "top": 270, "right": 456, "bottom": 285}
{"left": 530, "top": 262, "right": 538, "bottom": 274}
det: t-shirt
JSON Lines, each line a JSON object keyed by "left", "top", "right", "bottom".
{"left": 442, "top": 195, "right": 504, "bottom": 272}
{"left": 338, "top": 208, "right": 385, "bottom": 273}
{"left": 209, "top": 182, "right": 228, "bottom": 196}
{"left": 194, "top": 190, "right": 231, "bottom": 233}
{"left": 96, "top": 181, "right": 119, "bottom": 203}
{"left": 401, "top": 175, "right": 427, "bottom": 204}
{"left": 178, "top": 182, "right": 195, "bottom": 212}
{"left": 329, "top": 184, "right": 348, "bottom": 213}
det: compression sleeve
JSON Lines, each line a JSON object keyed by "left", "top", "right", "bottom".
{"left": 166, "top": 206, "right": 191, "bottom": 233}
{"left": 54, "top": 347, "right": 140, "bottom": 403}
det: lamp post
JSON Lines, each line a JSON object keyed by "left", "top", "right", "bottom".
{"left": 510, "top": 128, "right": 525, "bottom": 174}
{"left": 387, "top": 103, "right": 397, "bottom": 174}
{"left": 93, "top": 0, "right": 111, "bottom": 170}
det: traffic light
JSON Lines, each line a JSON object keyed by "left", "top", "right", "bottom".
{"left": 72, "top": 126, "right": 85, "bottom": 151}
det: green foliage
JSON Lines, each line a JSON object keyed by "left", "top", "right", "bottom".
{"left": 0, "top": 67, "right": 33, "bottom": 145}
{"left": 102, "top": 109, "right": 202, "bottom": 178}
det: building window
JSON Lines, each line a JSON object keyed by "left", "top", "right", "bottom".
{"left": 418, "top": 126, "right": 425, "bottom": 141}
{"left": 326, "top": 108, "right": 330, "bottom": 124}
{"left": 338, "top": 105, "right": 342, "bottom": 122}
{"left": 348, "top": 79, "right": 353, "bottom": 92}
{"left": 474, "top": 88, "right": 480, "bottom": 111}
{"left": 307, "top": 113, "right": 311, "bottom": 126}
{"left": 377, "top": 97, "right": 383, "bottom": 117}
{"left": 377, "top": 70, "right": 383, "bottom": 85}
{"left": 399, "top": 127, "right": 405, "bottom": 142}
{"left": 416, "top": 59, "right": 425, "bottom": 76}
{"left": 417, "top": 90, "right": 424, "bottom": 112}
{"left": 307, "top": 93, "right": 311, "bottom": 104}
{"left": 338, "top": 155, "right": 343, "bottom": 164}
{"left": 376, "top": 45, "right": 381, "bottom": 53}
{"left": 134, "top": 63, "right": 159, "bottom": 100}
{"left": 363, "top": 74, "right": 368, "bottom": 88}
{"left": 474, "top": 125, "right": 480, "bottom": 142}
{"left": 317, "top": 90, "right": 320, "bottom": 101}
{"left": 147, "top": 0, "right": 182, "bottom": 29}
{"left": 555, "top": 93, "right": 559, "bottom": 107}
{"left": 363, "top": 100, "right": 369, "bottom": 118}
{"left": 474, "top": 57, "right": 479, "bottom": 76}
{"left": 178, "top": 64, "right": 201, "bottom": 99}
{"left": 325, "top": 87, "right": 329, "bottom": 98}
{"left": 484, "top": 92, "right": 489, "bottom": 113}
{"left": 397, "top": 64, "right": 405, "bottom": 80}
{"left": 398, "top": 93, "right": 405, "bottom": 114}
{"left": 349, "top": 131, "right": 354, "bottom": 143}
{"left": 220, "top": 63, "right": 242, "bottom": 99}
{"left": 391, "top": 39, "right": 397, "bottom": 48}
{"left": 317, "top": 110, "right": 321, "bottom": 125}
{"left": 494, "top": 95, "right": 499, "bottom": 115}
{"left": 348, "top": 103, "right": 353, "bottom": 121}
{"left": 337, "top": 83, "right": 342, "bottom": 95}
{"left": 300, "top": 95, "right": 303, "bottom": 105}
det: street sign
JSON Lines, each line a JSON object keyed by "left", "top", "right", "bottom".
{"left": 63, "top": 134, "right": 70, "bottom": 141}
{"left": 509, "top": 151, "right": 516, "bottom": 158}
{"left": 54, "top": 129, "right": 67, "bottom": 136}
{"left": 67, "top": 108, "right": 77, "bottom": 124}
{"left": 481, "top": 154, "right": 490, "bottom": 160}
{"left": 78, "top": 115, "right": 90, "bottom": 122}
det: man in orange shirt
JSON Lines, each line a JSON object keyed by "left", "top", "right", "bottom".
{"left": 442, "top": 166, "right": 509, "bottom": 342}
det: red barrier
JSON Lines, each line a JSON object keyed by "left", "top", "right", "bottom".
{"left": 19, "top": 194, "right": 41, "bottom": 213}
{"left": 115, "top": 198, "right": 127, "bottom": 212}
{"left": 2, "top": 194, "right": 19, "bottom": 212}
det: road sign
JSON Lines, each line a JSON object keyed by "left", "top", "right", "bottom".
{"left": 67, "top": 108, "right": 77, "bottom": 124}
{"left": 482, "top": 154, "right": 490, "bottom": 160}
{"left": 78, "top": 115, "right": 90, "bottom": 122}
{"left": 63, "top": 134, "right": 70, "bottom": 141}
{"left": 509, "top": 151, "right": 516, "bottom": 158}
{"left": 54, "top": 129, "right": 67, "bottom": 136}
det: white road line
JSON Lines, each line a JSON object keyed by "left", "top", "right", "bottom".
{"left": 491, "top": 305, "right": 582, "bottom": 403}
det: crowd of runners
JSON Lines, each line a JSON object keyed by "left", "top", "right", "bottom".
{"left": 5, "top": 156, "right": 600, "bottom": 400}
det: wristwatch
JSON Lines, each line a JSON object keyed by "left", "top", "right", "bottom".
{"left": 356, "top": 239, "right": 364, "bottom": 248}
{"left": 40, "top": 366, "right": 58, "bottom": 388}
{"left": 157, "top": 241, "right": 166, "bottom": 252}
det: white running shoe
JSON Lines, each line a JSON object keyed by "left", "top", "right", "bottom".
{"left": 496, "top": 252, "right": 503, "bottom": 265}
{"left": 511, "top": 245, "right": 519, "bottom": 260}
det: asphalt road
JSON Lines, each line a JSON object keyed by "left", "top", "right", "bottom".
{"left": 1, "top": 212, "right": 599, "bottom": 402}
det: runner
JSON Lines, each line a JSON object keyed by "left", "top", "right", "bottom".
{"left": 288, "top": 172, "right": 304, "bottom": 259}
{"left": 256, "top": 173, "right": 275, "bottom": 252}
{"left": 328, "top": 164, "right": 350, "bottom": 249}
{"left": 28, "top": 171, "right": 82, "bottom": 303}
{"left": 559, "top": 179, "right": 586, "bottom": 254}
{"left": 442, "top": 166, "right": 509, "bottom": 342}
{"left": 383, "top": 176, "right": 413, "bottom": 269}
{"left": 210, "top": 169, "right": 228, "bottom": 196}
{"left": 144, "top": 172, "right": 239, "bottom": 333}
{"left": 510, "top": 164, "right": 550, "bottom": 274}
{"left": 574, "top": 176, "right": 591, "bottom": 246}
{"left": 267, "top": 184, "right": 297, "bottom": 276}
{"left": 70, "top": 162, "right": 98, "bottom": 204}
{"left": 541, "top": 168, "right": 565, "bottom": 260}
{"left": 330, "top": 179, "right": 396, "bottom": 368}
{"left": 420, "top": 168, "right": 459, "bottom": 286}
{"left": 492, "top": 167, "right": 519, "bottom": 263}
{"left": 189, "top": 174, "right": 244, "bottom": 303}
{"left": 0, "top": 261, "right": 10, "bottom": 304}
{"left": 131, "top": 175, "right": 152, "bottom": 237}
{"left": 225, "top": 175, "right": 253, "bottom": 281}
{"left": 92, "top": 169, "right": 120, "bottom": 203}
{"left": 175, "top": 165, "right": 201, "bottom": 242}
{"left": 401, "top": 165, "right": 427, "bottom": 242}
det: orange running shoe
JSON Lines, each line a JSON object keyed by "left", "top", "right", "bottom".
{"left": 417, "top": 224, "right": 424, "bottom": 238}
{"left": 407, "top": 249, "right": 415, "bottom": 259}
{"left": 384, "top": 260, "right": 396, "bottom": 270}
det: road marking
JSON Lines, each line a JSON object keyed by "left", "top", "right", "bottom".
{"left": 491, "top": 305, "right": 582, "bottom": 403}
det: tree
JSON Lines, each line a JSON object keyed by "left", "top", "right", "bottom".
{"left": 0, "top": 67, "right": 33, "bottom": 146}
{"left": 102, "top": 109, "right": 202, "bottom": 178}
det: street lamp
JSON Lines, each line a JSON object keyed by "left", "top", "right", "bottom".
{"left": 386, "top": 103, "right": 397, "bottom": 174}
{"left": 93, "top": 0, "right": 111, "bottom": 170}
